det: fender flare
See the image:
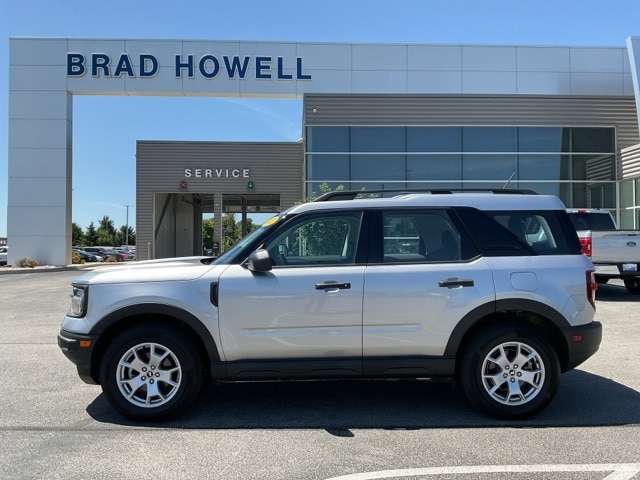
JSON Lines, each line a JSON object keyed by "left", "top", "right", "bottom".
{"left": 444, "top": 298, "right": 570, "bottom": 357}
{"left": 90, "top": 303, "right": 221, "bottom": 362}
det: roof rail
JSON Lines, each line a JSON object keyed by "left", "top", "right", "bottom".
{"left": 313, "top": 188, "right": 538, "bottom": 202}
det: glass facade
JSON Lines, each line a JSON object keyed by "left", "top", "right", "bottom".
{"left": 620, "top": 177, "right": 640, "bottom": 229}
{"left": 305, "top": 126, "right": 617, "bottom": 211}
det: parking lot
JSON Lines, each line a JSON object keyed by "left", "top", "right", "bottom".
{"left": 1, "top": 269, "right": 639, "bottom": 479}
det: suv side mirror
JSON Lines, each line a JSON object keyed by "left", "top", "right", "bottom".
{"left": 247, "top": 249, "right": 273, "bottom": 272}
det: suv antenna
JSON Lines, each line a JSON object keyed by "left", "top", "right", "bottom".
{"left": 502, "top": 172, "right": 516, "bottom": 189}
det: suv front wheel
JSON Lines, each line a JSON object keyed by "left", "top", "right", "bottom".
{"left": 459, "top": 324, "right": 560, "bottom": 419}
{"left": 99, "top": 324, "right": 204, "bottom": 421}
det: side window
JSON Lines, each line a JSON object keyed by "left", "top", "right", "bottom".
{"left": 460, "top": 209, "right": 573, "bottom": 256}
{"left": 491, "top": 213, "right": 558, "bottom": 253}
{"left": 382, "top": 210, "right": 462, "bottom": 263}
{"left": 263, "top": 211, "right": 362, "bottom": 266}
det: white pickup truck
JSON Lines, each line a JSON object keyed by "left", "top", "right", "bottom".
{"left": 567, "top": 209, "right": 640, "bottom": 294}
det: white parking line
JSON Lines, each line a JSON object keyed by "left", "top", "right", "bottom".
{"left": 325, "top": 463, "right": 640, "bottom": 480}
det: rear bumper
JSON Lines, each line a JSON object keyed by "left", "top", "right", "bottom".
{"left": 57, "top": 330, "right": 100, "bottom": 384}
{"left": 561, "top": 321, "right": 602, "bottom": 371}
{"left": 594, "top": 264, "right": 640, "bottom": 278}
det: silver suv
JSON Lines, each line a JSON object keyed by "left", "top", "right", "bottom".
{"left": 58, "top": 190, "right": 602, "bottom": 421}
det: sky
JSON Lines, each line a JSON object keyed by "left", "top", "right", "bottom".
{"left": 2, "top": 0, "right": 640, "bottom": 237}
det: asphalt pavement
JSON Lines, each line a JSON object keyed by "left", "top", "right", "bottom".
{"left": 0, "top": 270, "right": 638, "bottom": 480}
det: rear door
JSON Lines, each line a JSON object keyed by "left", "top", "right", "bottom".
{"left": 362, "top": 208, "right": 496, "bottom": 368}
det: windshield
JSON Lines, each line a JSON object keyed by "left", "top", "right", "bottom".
{"left": 212, "top": 215, "right": 281, "bottom": 265}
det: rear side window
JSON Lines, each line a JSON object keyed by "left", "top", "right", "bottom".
{"left": 455, "top": 208, "right": 576, "bottom": 256}
{"left": 371, "top": 209, "right": 479, "bottom": 263}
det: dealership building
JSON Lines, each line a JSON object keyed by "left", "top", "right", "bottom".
{"left": 7, "top": 36, "right": 640, "bottom": 265}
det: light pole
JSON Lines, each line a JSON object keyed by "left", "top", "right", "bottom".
{"left": 123, "top": 204, "right": 133, "bottom": 248}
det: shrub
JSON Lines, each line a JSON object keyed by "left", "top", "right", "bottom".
{"left": 16, "top": 257, "right": 38, "bottom": 268}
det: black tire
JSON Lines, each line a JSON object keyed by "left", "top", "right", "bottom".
{"left": 100, "top": 324, "right": 204, "bottom": 421}
{"left": 624, "top": 277, "right": 640, "bottom": 294}
{"left": 594, "top": 275, "right": 608, "bottom": 284}
{"left": 458, "top": 324, "right": 560, "bottom": 420}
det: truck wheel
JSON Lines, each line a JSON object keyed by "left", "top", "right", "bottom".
{"left": 624, "top": 277, "right": 640, "bottom": 294}
{"left": 100, "top": 324, "right": 203, "bottom": 421}
{"left": 594, "top": 275, "right": 608, "bottom": 284}
{"left": 459, "top": 324, "right": 560, "bottom": 419}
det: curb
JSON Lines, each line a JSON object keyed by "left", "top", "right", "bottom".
{"left": 0, "top": 264, "right": 110, "bottom": 275}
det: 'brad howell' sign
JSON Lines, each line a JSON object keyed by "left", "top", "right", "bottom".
{"left": 67, "top": 53, "right": 312, "bottom": 80}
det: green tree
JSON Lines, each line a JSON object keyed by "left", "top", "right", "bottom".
{"left": 300, "top": 219, "right": 348, "bottom": 256}
{"left": 96, "top": 215, "right": 117, "bottom": 246}
{"left": 96, "top": 228, "right": 115, "bottom": 246}
{"left": 202, "top": 217, "right": 214, "bottom": 250}
{"left": 221, "top": 214, "right": 258, "bottom": 251}
{"left": 294, "top": 183, "right": 348, "bottom": 255}
{"left": 72, "top": 222, "right": 85, "bottom": 246}
{"left": 246, "top": 218, "right": 257, "bottom": 234}
{"left": 85, "top": 222, "right": 98, "bottom": 246}
{"left": 99, "top": 215, "right": 117, "bottom": 235}
{"left": 302, "top": 182, "right": 344, "bottom": 203}
{"left": 221, "top": 213, "right": 238, "bottom": 251}
{"left": 115, "top": 225, "right": 136, "bottom": 247}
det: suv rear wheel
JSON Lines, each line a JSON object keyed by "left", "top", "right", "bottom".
{"left": 100, "top": 324, "right": 203, "bottom": 421}
{"left": 459, "top": 324, "right": 560, "bottom": 419}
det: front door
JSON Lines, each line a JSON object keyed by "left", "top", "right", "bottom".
{"left": 217, "top": 210, "right": 366, "bottom": 376}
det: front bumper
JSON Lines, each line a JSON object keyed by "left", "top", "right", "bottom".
{"left": 57, "top": 330, "right": 100, "bottom": 384}
{"left": 561, "top": 321, "right": 603, "bottom": 371}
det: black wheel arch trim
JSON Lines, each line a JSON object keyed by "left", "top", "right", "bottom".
{"left": 89, "top": 303, "right": 221, "bottom": 363}
{"left": 444, "top": 298, "right": 571, "bottom": 357}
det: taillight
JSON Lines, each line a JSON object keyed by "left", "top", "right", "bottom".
{"left": 586, "top": 269, "right": 597, "bottom": 310}
{"left": 579, "top": 236, "right": 592, "bottom": 257}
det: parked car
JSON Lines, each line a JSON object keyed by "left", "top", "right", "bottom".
{"left": 82, "top": 247, "right": 127, "bottom": 262}
{"left": 72, "top": 249, "right": 102, "bottom": 263}
{"left": 103, "top": 250, "right": 127, "bottom": 262}
{"left": 566, "top": 208, "right": 640, "bottom": 294}
{"left": 114, "top": 248, "right": 135, "bottom": 260}
{"left": 0, "top": 246, "right": 7, "bottom": 266}
{"left": 58, "top": 189, "right": 601, "bottom": 422}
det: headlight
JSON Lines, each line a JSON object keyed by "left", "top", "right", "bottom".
{"left": 68, "top": 284, "right": 88, "bottom": 317}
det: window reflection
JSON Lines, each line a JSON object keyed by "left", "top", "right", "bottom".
{"left": 351, "top": 127, "right": 404, "bottom": 152}
{"left": 351, "top": 155, "right": 405, "bottom": 181}
{"left": 571, "top": 128, "right": 615, "bottom": 153}
{"left": 407, "top": 127, "right": 462, "bottom": 152}
{"left": 304, "top": 126, "right": 617, "bottom": 209}
{"left": 306, "top": 154, "right": 349, "bottom": 181}
{"left": 462, "top": 155, "right": 516, "bottom": 181}
{"left": 463, "top": 127, "right": 516, "bottom": 152}
{"left": 519, "top": 155, "right": 562, "bottom": 180}
{"left": 407, "top": 154, "right": 461, "bottom": 180}
{"left": 518, "top": 127, "right": 568, "bottom": 153}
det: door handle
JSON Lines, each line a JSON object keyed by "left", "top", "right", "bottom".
{"left": 315, "top": 281, "right": 351, "bottom": 290}
{"left": 438, "top": 277, "right": 474, "bottom": 288}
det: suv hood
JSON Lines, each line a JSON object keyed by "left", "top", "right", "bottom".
{"left": 72, "top": 256, "right": 223, "bottom": 285}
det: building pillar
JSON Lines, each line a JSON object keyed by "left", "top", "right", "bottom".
{"left": 8, "top": 38, "right": 72, "bottom": 265}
